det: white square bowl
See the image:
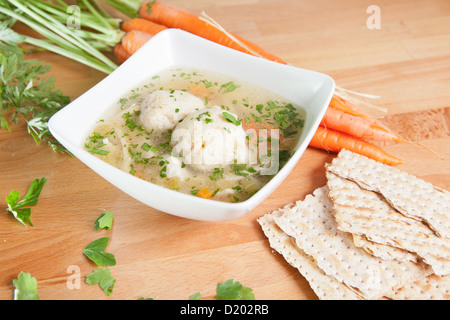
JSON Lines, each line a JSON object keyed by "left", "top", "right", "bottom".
{"left": 49, "top": 29, "right": 335, "bottom": 222}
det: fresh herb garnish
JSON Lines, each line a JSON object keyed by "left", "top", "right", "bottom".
{"left": 196, "top": 111, "right": 211, "bottom": 121}
{"left": 232, "top": 186, "right": 242, "bottom": 192}
{"left": 230, "top": 164, "right": 251, "bottom": 177}
{"left": 271, "top": 102, "right": 304, "bottom": 137}
{"left": 122, "top": 112, "right": 138, "bottom": 132}
{"left": 211, "top": 188, "right": 220, "bottom": 197}
{"left": 87, "top": 145, "right": 109, "bottom": 156}
{"left": 6, "top": 177, "right": 47, "bottom": 226}
{"left": 246, "top": 166, "right": 257, "bottom": 173}
{"left": 222, "top": 112, "right": 241, "bottom": 126}
{"left": 215, "top": 279, "right": 255, "bottom": 300}
{"left": 0, "top": 27, "right": 70, "bottom": 153}
{"left": 83, "top": 237, "right": 116, "bottom": 267}
{"left": 141, "top": 142, "right": 152, "bottom": 152}
{"left": 256, "top": 104, "right": 264, "bottom": 114}
{"left": 159, "top": 165, "right": 167, "bottom": 178}
{"left": 189, "top": 292, "right": 202, "bottom": 300}
{"left": 86, "top": 268, "right": 116, "bottom": 296}
{"left": 13, "top": 272, "right": 40, "bottom": 300}
{"left": 158, "top": 142, "right": 172, "bottom": 153}
{"left": 94, "top": 210, "right": 114, "bottom": 231}
{"left": 84, "top": 133, "right": 109, "bottom": 155}
{"left": 220, "top": 81, "right": 239, "bottom": 93}
{"left": 141, "top": 143, "right": 158, "bottom": 154}
{"left": 200, "top": 79, "right": 213, "bottom": 88}
{"left": 209, "top": 168, "right": 224, "bottom": 181}
{"left": 128, "top": 147, "right": 142, "bottom": 159}
{"left": 250, "top": 113, "right": 262, "bottom": 123}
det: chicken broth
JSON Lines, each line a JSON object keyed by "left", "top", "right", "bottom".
{"left": 84, "top": 67, "right": 306, "bottom": 203}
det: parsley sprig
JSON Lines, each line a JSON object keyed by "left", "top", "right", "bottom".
{"left": 13, "top": 272, "right": 40, "bottom": 300}
{"left": 86, "top": 268, "right": 116, "bottom": 296}
{"left": 222, "top": 112, "right": 241, "bottom": 126}
{"left": 83, "top": 237, "right": 116, "bottom": 267}
{"left": 215, "top": 279, "right": 255, "bottom": 300}
{"left": 6, "top": 177, "right": 47, "bottom": 226}
{"left": 0, "top": 27, "right": 71, "bottom": 153}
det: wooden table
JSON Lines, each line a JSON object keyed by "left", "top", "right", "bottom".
{"left": 1, "top": 0, "right": 449, "bottom": 300}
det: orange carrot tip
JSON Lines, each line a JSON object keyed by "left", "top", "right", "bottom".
{"left": 309, "top": 126, "right": 403, "bottom": 166}
{"left": 328, "top": 95, "right": 400, "bottom": 139}
{"left": 369, "top": 124, "right": 405, "bottom": 143}
{"left": 196, "top": 188, "right": 212, "bottom": 199}
{"left": 321, "top": 107, "right": 404, "bottom": 143}
{"left": 329, "top": 96, "right": 368, "bottom": 118}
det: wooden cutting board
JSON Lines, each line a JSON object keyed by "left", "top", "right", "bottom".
{"left": 1, "top": 0, "right": 449, "bottom": 300}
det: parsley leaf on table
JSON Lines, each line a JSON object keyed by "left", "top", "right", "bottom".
{"left": 189, "top": 292, "right": 202, "bottom": 300}
{"left": 6, "top": 177, "right": 47, "bottom": 226}
{"left": 215, "top": 279, "right": 255, "bottom": 300}
{"left": 83, "top": 237, "right": 116, "bottom": 267}
{"left": 94, "top": 210, "right": 114, "bottom": 231}
{"left": 86, "top": 268, "right": 116, "bottom": 296}
{"left": 13, "top": 272, "right": 40, "bottom": 300}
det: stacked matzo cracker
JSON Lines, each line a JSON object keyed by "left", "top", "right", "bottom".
{"left": 258, "top": 149, "right": 450, "bottom": 300}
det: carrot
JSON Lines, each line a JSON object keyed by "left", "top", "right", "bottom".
{"left": 114, "top": 43, "right": 131, "bottom": 63}
{"left": 309, "top": 126, "right": 403, "bottom": 165}
{"left": 321, "top": 107, "right": 404, "bottom": 142}
{"left": 331, "top": 95, "right": 384, "bottom": 125}
{"left": 189, "top": 83, "right": 211, "bottom": 98}
{"left": 329, "top": 95, "right": 368, "bottom": 118}
{"left": 121, "top": 18, "right": 167, "bottom": 34}
{"left": 329, "top": 95, "right": 405, "bottom": 142}
{"left": 138, "top": 1, "right": 286, "bottom": 64}
{"left": 196, "top": 188, "right": 212, "bottom": 199}
{"left": 120, "top": 30, "right": 154, "bottom": 56}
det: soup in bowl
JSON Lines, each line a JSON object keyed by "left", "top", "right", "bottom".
{"left": 83, "top": 67, "right": 306, "bottom": 203}
{"left": 49, "top": 29, "right": 334, "bottom": 221}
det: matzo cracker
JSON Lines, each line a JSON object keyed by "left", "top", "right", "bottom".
{"left": 326, "top": 149, "right": 450, "bottom": 239}
{"left": 273, "top": 186, "right": 430, "bottom": 299}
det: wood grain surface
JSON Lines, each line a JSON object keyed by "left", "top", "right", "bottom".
{"left": 1, "top": 0, "right": 449, "bottom": 300}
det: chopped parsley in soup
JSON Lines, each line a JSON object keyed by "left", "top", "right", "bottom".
{"left": 84, "top": 67, "right": 306, "bottom": 203}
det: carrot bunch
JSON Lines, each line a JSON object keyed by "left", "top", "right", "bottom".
{"left": 114, "top": 1, "right": 404, "bottom": 166}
